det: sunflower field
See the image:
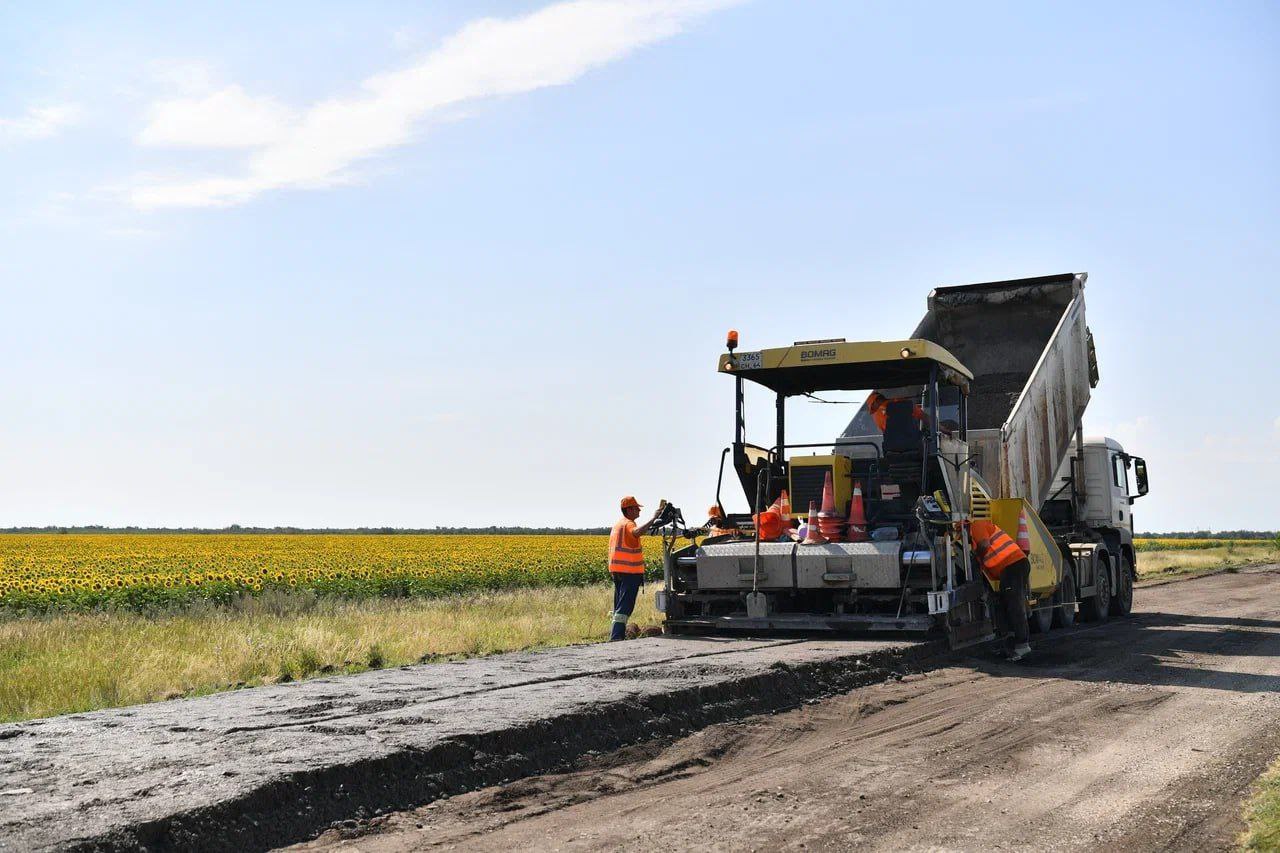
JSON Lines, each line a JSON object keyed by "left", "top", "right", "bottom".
{"left": 1133, "top": 538, "right": 1267, "bottom": 552}
{"left": 0, "top": 534, "right": 666, "bottom": 612}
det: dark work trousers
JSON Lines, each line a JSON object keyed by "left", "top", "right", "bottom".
{"left": 610, "top": 572, "right": 645, "bottom": 641}
{"left": 992, "top": 558, "right": 1031, "bottom": 651}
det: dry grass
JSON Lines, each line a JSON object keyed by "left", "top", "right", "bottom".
{"left": 1136, "top": 542, "right": 1278, "bottom": 582}
{"left": 0, "top": 583, "right": 661, "bottom": 723}
{"left": 1243, "top": 755, "right": 1280, "bottom": 851}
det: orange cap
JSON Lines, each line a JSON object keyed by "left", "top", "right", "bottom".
{"left": 707, "top": 505, "right": 724, "bottom": 518}
{"left": 620, "top": 496, "right": 642, "bottom": 510}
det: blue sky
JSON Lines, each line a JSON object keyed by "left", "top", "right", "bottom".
{"left": 1, "top": 0, "right": 1276, "bottom": 531}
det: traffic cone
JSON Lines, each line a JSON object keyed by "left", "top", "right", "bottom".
{"left": 778, "top": 489, "right": 792, "bottom": 521}
{"left": 819, "top": 513, "right": 844, "bottom": 542}
{"left": 819, "top": 471, "right": 835, "bottom": 515}
{"left": 1015, "top": 508, "right": 1031, "bottom": 553}
{"left": 816, "top": 470, "right": 845, "bottom": 542}
{"left": 803, "top": 501, "right": 825, "bottom": 544}
{"left": 846, "top": 479, "right": 868, "bottom": 542}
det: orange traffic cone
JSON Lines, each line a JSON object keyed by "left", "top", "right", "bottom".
{"left": 802, "top": 501, "right": 825, "bottom": 544}
{"left": 778, "top": 489, "right": 792, "bottom": 521}
{"left": 1015, "top": 508, "right": 1031, "bottom": 553}
{"left": 819, "top": 471, "right": 835, "bottom": 515}
{"left": 846, "top": 479, "right": 868, "bottom": 542}
{"left": 817, "top": 470, "right": 845, "bottom": 542}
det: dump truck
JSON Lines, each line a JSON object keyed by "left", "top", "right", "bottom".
{"left": 657, "top": 273, "right": 1149, "bottom": 647}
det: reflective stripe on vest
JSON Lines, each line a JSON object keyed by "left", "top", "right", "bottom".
{"left": 608, "top": 519, "right": 646, "bottom": 573}
{"left": 973, "top": 524, "right": 1022, "bottom": 575}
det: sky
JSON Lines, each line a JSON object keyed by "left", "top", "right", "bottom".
{"left": 1, "top": 0, "right": 1277, "bottom": 532}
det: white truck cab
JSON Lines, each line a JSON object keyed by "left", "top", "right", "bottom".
{"left": 1047, "top": 436, "right": 1149, "bottom": 545}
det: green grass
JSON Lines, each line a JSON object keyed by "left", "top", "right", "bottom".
{"left": 0, "top": 583, "right": 661, "bottom": 723}
{"left": 1243, "top": 756, "right": 1280, "bottom": 851}
{"left": 1136, "top": 542, "right": 1278, "bottom": 582}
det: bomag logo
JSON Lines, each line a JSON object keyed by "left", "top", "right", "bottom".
{"left": 800, "top": 348, "right": 838, "bottom": 361}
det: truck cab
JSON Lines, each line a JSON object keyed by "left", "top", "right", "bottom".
{"left": 1043, "top": 437, "right": 1149, "bottom": 574}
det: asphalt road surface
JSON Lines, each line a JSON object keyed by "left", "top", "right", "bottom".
{"left": 291, "top": 567, "right": 1280, "bottom": 852}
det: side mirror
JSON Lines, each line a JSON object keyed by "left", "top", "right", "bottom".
{"left": 1131, "top": 456, "right": 1149, "bottom": 499}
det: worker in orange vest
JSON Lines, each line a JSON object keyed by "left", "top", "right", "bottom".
{"left": 608, "top": 496, "right": 664, "bottom": 641}
{"left": 864, "top": 391, "right": 925, "bottom": 432}
{"left": 964, "top": 518, "right": 1033, "bottom": 661}
{"left": 704, "top": 505, "right": 739, "bottom": 538}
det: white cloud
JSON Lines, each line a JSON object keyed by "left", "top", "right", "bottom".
{"left": 0, "top": 103, "right": 83, "bottom": 141}
{"left": 127, "top": 0, "right": 741, "bottom": 209}
{"left": 139, "top": 85, "right": 294, "bottom": 149}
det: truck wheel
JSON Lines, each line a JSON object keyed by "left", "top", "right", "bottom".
{"left": 1029, "top": 600, "right": 1054, "bottom": 634}
{"left": 1079, "top": 556, "right": 1111, "bottom": 623}
{"left": 1110, "top": 554, "right": 1134, "bottom": 618}
{"left": 1052, "top": 570, "right": 1077, "bottom": 629}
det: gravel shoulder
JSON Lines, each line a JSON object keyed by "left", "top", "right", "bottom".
{"left": 293, "top": 566, "right": 1280, "bottom": 853}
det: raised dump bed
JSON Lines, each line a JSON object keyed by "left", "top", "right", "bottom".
{"left": 842, "top": 272, "right": 1096, "bottom": 509}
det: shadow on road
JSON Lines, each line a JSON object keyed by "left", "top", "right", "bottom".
{"left": 958, "top": 610, "right": 1280, "bottom": 695}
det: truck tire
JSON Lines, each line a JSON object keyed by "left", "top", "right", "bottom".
{"left": 1080, "top": 555, "right": 1111, "bottom": 622}
{"left": 1052, "top": 570, "right": 1077, "bottom": 629}
{"left": 1110, "top": 553, "right": 1134, "bottom": 618}
{"left": 1029, "top": 601, "right": 1054, "bottom": 634}
{"left": 1079, "top": 556, "right": 1111, "bottom": 623}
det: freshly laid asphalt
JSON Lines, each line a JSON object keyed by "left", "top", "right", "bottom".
{"left": 0, "top": 630, "right": 939, "bottom": 851}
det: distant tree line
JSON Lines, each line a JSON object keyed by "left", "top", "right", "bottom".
{"left": 0, "top": 525, "right": 613, "bottom": 535}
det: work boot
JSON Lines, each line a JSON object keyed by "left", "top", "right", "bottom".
{"left": 1007, "top": 642, "right": 1032, "bottom": 662}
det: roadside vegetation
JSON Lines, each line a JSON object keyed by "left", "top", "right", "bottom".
{"left": 1243, "top": 756, "right": 1280, "bottom": 851}
{"left": 0, "top": 583, "right": 661, "bottom": 723}
{"left": 0, "top": 535, "right": 1274, "bottom": 723}
{"left": 1134, "top": 539, "right": 1279, "bottom": 581}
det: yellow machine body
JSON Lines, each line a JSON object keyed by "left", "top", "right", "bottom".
{"left": 787, "top": 455, "right": 852, "bottom": 521}
{"left": 988, "top": 498, "right": 1063, "bottom": 596}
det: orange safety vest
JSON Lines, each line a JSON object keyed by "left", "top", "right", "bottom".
{"left": 865, "top": 392, "right": 925, "bottom": 432}
{"left": 969, "top": 519, "right": 1024, "bottom": 580}
{"left": 608, "top": 518, "right": 646, "bottom": 574}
